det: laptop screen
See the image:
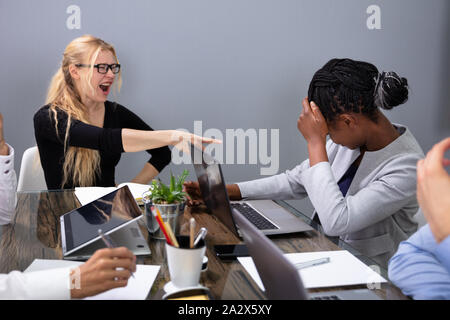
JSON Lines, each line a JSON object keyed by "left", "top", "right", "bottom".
{"left": 61, "top": 186, "right": 142, "bottom": 255}
{"left": 231, "top": 209, "right": 308, "bottom": 300}
{"left": 190, "top": 145, "right": 239, "bottom": 237}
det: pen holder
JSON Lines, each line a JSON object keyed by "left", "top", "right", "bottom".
{"left": 165, "top": 236, "right": 206, "bottom": 291}
{"left": 143, "top": 194, "right": 185, "bottom": 240}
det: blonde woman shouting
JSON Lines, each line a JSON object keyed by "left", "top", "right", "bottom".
{"left": 34, "top": 35, "right": 217, "bottom": 189}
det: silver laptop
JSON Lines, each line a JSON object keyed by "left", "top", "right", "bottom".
{"left": 232, "top": 208, "right": 382, "bottom": 300}
{"left": 60, "top": 185, "right": 150, "bottom": 260}
{"left": 190, "top": 145, "right": 313, "bottom": 236}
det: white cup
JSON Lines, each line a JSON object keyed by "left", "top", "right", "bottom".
{"left": 165, "top": 236, "right": 206, "bottom": 290}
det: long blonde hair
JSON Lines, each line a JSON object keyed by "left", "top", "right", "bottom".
{"left": 46, "top": 35, "right": 122, "bottom": 187}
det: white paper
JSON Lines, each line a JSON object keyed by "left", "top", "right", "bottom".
{"left": 25, "top": 259, "right": 160, "bottom": 300}
{"left": 75, "top": 182, "right": 152, "bottom": 206}
{"left": 75, "top": 187, "right": 117, "bottom": 206}
{"left": 238, "top": 250, "right": 387, "bottom": 290}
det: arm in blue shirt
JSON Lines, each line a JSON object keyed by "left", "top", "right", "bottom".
{"left": 388, "top": 224, "right": 450, "bottom": 299}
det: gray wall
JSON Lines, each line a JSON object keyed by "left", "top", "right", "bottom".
{"left": 1, "top": 0, "right": 449, "bottom": 216}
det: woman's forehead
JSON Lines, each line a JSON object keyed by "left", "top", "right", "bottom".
{"left": 94, "top": 50, "right": 116, "bottom": 63}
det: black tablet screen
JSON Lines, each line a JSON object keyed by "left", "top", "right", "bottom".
{"left": 62, "top": 186, "right": 142, "bottom": 253}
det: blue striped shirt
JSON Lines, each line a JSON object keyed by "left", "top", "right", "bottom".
{"left": 388, "top": 224, "right": 450, "bottom": 299}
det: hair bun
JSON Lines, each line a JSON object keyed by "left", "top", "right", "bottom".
{"left": 374, "top": 71, "right": 409, "bottom": 110}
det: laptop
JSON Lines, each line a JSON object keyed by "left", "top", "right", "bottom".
{"left": 60, "top": 185, "right": 151, "bottom": 260}
{"left": 232, "top": 208, "right": 382, "bottom": 300}
{"left": 190, "top": 144, "right": 313, "bottom": 236}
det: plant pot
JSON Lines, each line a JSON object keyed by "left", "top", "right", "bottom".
{"left": 142, "top": 193, "right": 186, "bottom": 240}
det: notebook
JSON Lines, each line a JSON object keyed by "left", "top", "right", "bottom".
{"left": 233, "top": 208, "right": 384, "bottom": 300}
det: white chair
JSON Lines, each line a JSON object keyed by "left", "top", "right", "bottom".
{"left": 17, "top": 146, "right": 47, "bottom": 192}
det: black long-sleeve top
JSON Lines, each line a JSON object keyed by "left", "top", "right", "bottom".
{"left": 33, "top": 101, "right": 172, "bottom": 190}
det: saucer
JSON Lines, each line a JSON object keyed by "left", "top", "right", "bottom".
{"left": 163, "top": 281, "right": 207, "bottom": 295}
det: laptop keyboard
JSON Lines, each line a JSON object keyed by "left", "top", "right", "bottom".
{"left": 310, "top": 295, "right": 341, "bottom": 300}
{"left": 231, "top": 203, "right": 278, "bottom": 230}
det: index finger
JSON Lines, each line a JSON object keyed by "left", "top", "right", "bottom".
{"left": 189, "top": 135, "right": 222, "bottom": 152}
{"left": 197, "top": 136, "right": 222, "bottom": 145}
{"left": 302, "top": 97, "right": 312, "bottom": 114}
{"left": 426, "top": 137, "right": 450, "bottom": 169}
{"left": 310, "top": 101, "right": 325, "bottom": 122}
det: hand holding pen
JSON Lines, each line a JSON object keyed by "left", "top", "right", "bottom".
{"left": 98, "top": 229, "right": 136, "bottom": 278}
{"left": 70, "top": 246, "right": 137, "bottom": 299}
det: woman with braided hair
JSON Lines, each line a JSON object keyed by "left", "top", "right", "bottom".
{"left": 185, "top": 58, "right": 424, "bottom": 267}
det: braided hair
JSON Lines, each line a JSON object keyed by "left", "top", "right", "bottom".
{"left": 307, "top": 58, "right": 409, "bottom": 122}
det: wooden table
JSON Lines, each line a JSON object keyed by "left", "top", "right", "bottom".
{"left": 0, "top": 190, "right": 408, "bottom": 300}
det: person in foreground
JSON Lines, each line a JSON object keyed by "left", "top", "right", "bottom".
{"left": 388, "top": 137, "right": 450, "bottom": 300}
{"left": 185, "top": 58, "right": 424, "bottom": 268}
{"left": 34, "top": 35, "right": 219, "bottom": 190}
{"left": 0, "top": 113, "right": 136, "bottom": 299}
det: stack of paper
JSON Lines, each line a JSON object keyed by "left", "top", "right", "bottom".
{"left": 238, "top": 250, "right": 387, "bottom": 290}
{"left": 25, "top": 259, "right": 160, "bottom": 300}
{"left": 75, "top": 182, "right": 152, "bottom": 206}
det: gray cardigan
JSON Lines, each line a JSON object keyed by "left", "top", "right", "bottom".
{"left": 237, "top": 125, "right": 424, "bottom": 268}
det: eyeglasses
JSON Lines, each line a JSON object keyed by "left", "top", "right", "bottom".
{"left": 75, "top": 63, "right": 121, "bottom": 74}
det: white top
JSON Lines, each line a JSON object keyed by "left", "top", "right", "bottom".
{"left": 0, "top": 144, "right": 71, "bottom": 299}
{"left": 0, "top": 268, "right": 71, "bottom": 300}
{"left": 0, "top": 144, "right": 16, "bottom": 225}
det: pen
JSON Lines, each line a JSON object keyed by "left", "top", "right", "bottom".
{"left": 294, "top": 257, "right": 330, "bottom": 270}
{"left": 98, "top": 229, "right": 135, "bottom": 278}
{"left": 164, "top": 221, "right": 179, "bottom": 248}
{"left": 193, "top": 227, "right": 207, "bottom": 247}
{"left": 190, "top": 218, "right": 196, "bottom": 248}
{"left": 154, "top": 208, "right": 173, "bottom": 246}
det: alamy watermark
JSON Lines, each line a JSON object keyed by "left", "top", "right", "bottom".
{"left": 66, "top": 5, "right": 381, "bottom": 31}
{"left": 69, "top": 267, "right": 81, "bottom": 290}
{"left": 366, "top": 264, "right": 383, "bottom": 290}
{"left": 367, "top": 5, "right": 381, "bottom": 30}
{"left": 66, "top": 5, "right": 81, "bottom": 30}
{"left": 172, "top": 121, "right": 280, "bottom": 175}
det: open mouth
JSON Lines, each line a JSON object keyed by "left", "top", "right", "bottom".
{"left": 99, "top": 83, "right": 111, "bottom": 93}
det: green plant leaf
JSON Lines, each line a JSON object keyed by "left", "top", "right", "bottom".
{"left": 151, "top": 170, "right": 189, "bottom": 204}
{"left": 170, "top": 172, "right": 176, "bottom": 193}
{"left": 176, "top": 169, "right": 189, "bottom": 192}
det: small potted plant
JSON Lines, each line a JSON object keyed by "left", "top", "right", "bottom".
{"left": 143, "top": 170, "right": 189, "bottom": 239}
